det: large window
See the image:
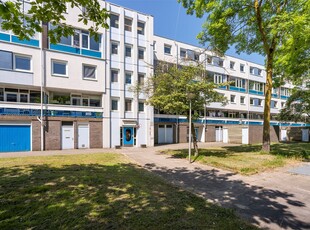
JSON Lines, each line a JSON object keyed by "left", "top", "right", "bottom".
{"left": 214, "top": 74, "right": 226, "bottom": 84}
{"left": 83, "top": 65, "right": 96, "bottom": 79}
{"left": 137, "top": 21, "right": 145, "bottom": 35}
{"left": 250, "top": 66, "right": 262, "bottom": 76}
{"left": 52, "top": 60, "right": 67, "bottom": 76}
{"left": 14, "top": 55, "right": 31, "bottom": 71}
{"left": 249, "top": 81, "right": 264, "bottom": 92}
{"left": 57, "top": 28, "right": 101, "bottom": 51}
{"left": 0, "top": 50, "right": 13, "bottom": 70}
{"left": 110, "top": 14, "right": 119, "bottom": 28}
{"left": 125, "top": 18, "right": 132, "bottom": 32}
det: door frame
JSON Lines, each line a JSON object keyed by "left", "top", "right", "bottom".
{"left": 61, "top": 124, "right": 74, "bottom": 150}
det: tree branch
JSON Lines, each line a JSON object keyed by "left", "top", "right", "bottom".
{"left": 254, "top": 0, "right": 269, "bottom": 53}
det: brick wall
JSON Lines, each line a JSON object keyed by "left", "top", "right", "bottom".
{"left": 32, "top": 120, "right": 41, "bottom": 151}
{"left": 44, "top": 120, "right": 61, "bottom": 150}
{"left": 90, "top": 121, "right": 103, "bottom": 148}
{"left": 205, "top": 125, "right": 216, "bottom": 142}
{"left": 225, "top": 125, "right": 243, "bottom": 144}
{"left": 249, "top": 126, "right": 280, "bottom": 144}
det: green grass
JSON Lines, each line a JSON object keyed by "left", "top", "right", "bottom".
{"left": 0, "top": 153, "right": 256, "bottom": 229}
{"left": 165, "top": 142, "right": 310, "bottom": 175}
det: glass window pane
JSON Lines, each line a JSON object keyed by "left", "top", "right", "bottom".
{"left": 15, "top": 55, "right": 31, "bottom": 71}
{"left": 0, "top": 89, "right": 3, "bottom": 101}
{"left": 20, "top": 94, "right": 28, "bottom": 103}
{"left": 83, "top": 65, "right": 96, "bottom": 79}
{"left": 72, "top": 98, "right": 81, "bottom": 106}
{"left": 125, "top": 73, "right": 131, "bottom": 84}
{"left": 82, "top": 98, "right": 89, "bottom": 106}
{"left": 30, "top": 91, "right": 41, "bottom": 103}
{"left": 82, "top": 34, "right": 89, "bottom": 48}
{"left": 112, "top": 100, "right": 118, "bottom": 110}
{"left": 90, "top": 99, "right": 100, "bottom": 107}
{"left": 110, "top": 14, "right": 119, "bottom": 28}
{"left": 60, "top": 36, "right": 72, "bottom": 46}
{"left": 90, "top": 35, "right": 100, "bottom": 51}
{"left": 0, "top": 51, "right": 13, "bottom": 70}
{"left": 137, "top": 21, "right": 145, "bottom": 35}
{"left": 73, "top": 32, "right": 80, "bottom": 47}
{"left": 52, "top": 61, "right": 67, "bottom": 75}
{"left": 6, "top": 93, "right": 17, "bottom": 102}
{"left": 139, "top": 102, "right": 144, "bottom": 112}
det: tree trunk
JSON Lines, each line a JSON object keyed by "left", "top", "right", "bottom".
{"left": 191, "top": 122, "right": 199, "bottom": 157}
{"left": 262, "top": 54, "right": 273, "bottom": 152}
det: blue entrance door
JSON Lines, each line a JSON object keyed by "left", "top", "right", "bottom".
{"left": 123, "top": 127, "right": 134, "bottom": 145}
{"left": 0, "top": 125, "right": 31, "bottom": 152}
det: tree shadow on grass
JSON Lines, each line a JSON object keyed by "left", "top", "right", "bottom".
{"left": 143, "top": 163, "right": 310, "bottom": 230}
{"left": 0, "top": 163, "right": 255, "bottom": 230}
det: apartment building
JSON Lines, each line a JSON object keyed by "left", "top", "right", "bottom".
{"left": 0, "top": 2, "right": 308, "bottom": 152}
{"left": 0, "top": 1, "right": 154, "bottom": 152}
{"left": 153, "top": 35, "right": 309, "bottom": 145}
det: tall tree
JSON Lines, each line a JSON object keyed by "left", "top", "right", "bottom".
{"left": 0, "top": 0, "right": 109, "bottom": 43}
{"left": 179, "top": 0, "right": 310, "bottom": 152}
{"left": 278, "top": 86, "right": 310, "bottom": 123}
{"left": 143, "top": 61, "right": 226, "bottom": 156}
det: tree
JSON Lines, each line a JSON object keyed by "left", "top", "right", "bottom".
{"left": 0, "top": 0, "right": 109, "bottom": 43}
{"left": 143, "top": 61, "right": 226, "bottom": 156}
{"left": 179, "top": 0, "right": 310, "bottom": 152}
{"left": 278, "top": 87, "right": 310, "bottom": 123}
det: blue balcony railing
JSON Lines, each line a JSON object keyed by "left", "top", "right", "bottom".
{"left": 0, "top": 33, "right": 40, "bottom": 47}
{"left": 249, "top": 89, "right": 264, "bottom": 96}
{"left": 272, "top": 93, "right": 278, "bottom": 98}
{"left": 218, "top": 86, "right": 227, "bottom": 90}
{"left": 0, "top": 108, "right": 103, "bottom": 118}
{"left": 229, "top": 86, "right": 246, "bottom": 93}
{"left": 50, "top": 43, "right": 102, "bottom": 58}
{"left": 281, "top": 95, "right": 290, "bottom": 100}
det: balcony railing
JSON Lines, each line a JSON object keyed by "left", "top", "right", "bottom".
{"left": 249, "top": 89, "right": 264, "bottom": 96}
{"left": 229, "top": 86, "right": 246, "bottom": 93}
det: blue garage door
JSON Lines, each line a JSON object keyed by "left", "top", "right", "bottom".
{"left": 0, "top": 125, "right": 31, "bottom": 152}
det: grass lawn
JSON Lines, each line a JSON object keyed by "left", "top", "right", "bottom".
{"left": 165, "top": 142, "right": 310, "bottom": 175}
{"left": 0, "top": 153, "right": 256, "bottom": 229}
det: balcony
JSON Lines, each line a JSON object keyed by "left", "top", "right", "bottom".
{"left": 229, "top": 86, "right": 246, "bottom": 93}
{"left": 0, "top": 32, "right": 39, "bottom": 47}
{"left": 50, "top": 44, "right": 102, "bottom": 58}
{"left": 272, "top": 93, "right": 278, "bottom": 98}
{"left": 249, "top": 89, "right": 264, "bottom": 96}
{"left": 0, "top": 69, "right": 33, "bottom": 86}
{"left": 281, "top": 95, "right": 290, "bottom": 100}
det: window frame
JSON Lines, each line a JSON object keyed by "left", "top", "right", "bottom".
{"left": 125, "top": 99, "right": 132, "bottom": 112}
{"left": 125, "top": 45, "right": 132, "bottom": 57}
{"left": 111, "top": 69, "right": 119, "bottom": 83}
{"left": 111, "top": 99, "right": 119, "bottom": 111}
{"left": 124, "top": 17, "right": 133, "bottom": 32}
{"left": 82, "top": 64, "right": 97, "bottom": 80}
{"left": 111, "top": 42, "right": 119, "bottom": 55}
{"left": 164, "top": 44, "right": 172, "bottom": 55}
{"left": 51, "top": 60, "right": 68, "bottom": 77}
{"left": 14, "top": 54, "right": 32, "bottom": 72}
{"left": 137, "top": 21, "right": 145, "bottom": 35}
{"left": 110, "top": 14, "right": 119, "bottom": 28}
{"left": 138, "top": 47, "right": 145, "bottom": 60}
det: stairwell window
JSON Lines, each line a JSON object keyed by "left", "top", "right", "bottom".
{"left": 125, "top": 99, "right": 132, "bottom": 112}
{"left": 125, "top": 45, "right": 132, "bottom": 57}
{"left": 138, "top": 48, "right": 145, "bottom": 60}
{"left": 137, "top": 21, "right": 145, "bottom": 35}
{"left": 110, "top": 14, "right": 119, "bottom": 28}
{"left": 164, "top": 44, "right": 171, "bottom": 55}
{"left": 111, "top": 69, "right": 119, "bottom": 83}
{"left": 125, "top": 18, "right": 132, "bottom": 32}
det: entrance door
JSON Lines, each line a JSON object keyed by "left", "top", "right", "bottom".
{"left": 302, "top": 129, "right": 309, "bottom": 142}
{"left": 166, "top": 125, "right": 173, "bottom": 143}
{"left": 242, "top": 128, "right": 249, "bottom": 144}
{"left": 215, "top": 127, "right": 223, "bottom": 142}
{"left": 280, "top": 129, "right": 287, "bottom": 142}
{"left": 62, "top": 125, "right": 74, "bottom": 149}
{"left": 78, "top": 124, "right": 89, "bottom": 148}
{"left": 123, "top": 127, "right": 134, "bottom": 146}
{"left": 223, "top": 128, "right": 228, "bottom": 143}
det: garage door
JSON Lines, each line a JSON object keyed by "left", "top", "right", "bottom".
{"left": 0, "top": 125, "right": 31, "bottom": 152}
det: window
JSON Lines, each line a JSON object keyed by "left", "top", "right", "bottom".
{"left": 206, "top": 55, "right": 212, "bottom": 64}
{"left": 0, "top": 88, "right": 3, "bottom": 101}
{"left": 214, "top": 74, "right": 226, "bottom": 84}
{"left": 164, "top": 44, "right": 171, "bottom": 54}
{"left": 111, "top": 99, "right": 118, "bottom": 110}
{"left": 250, "top": 98, "right": 263, "bottom": 106}
{"left": 73, "top": 30, "right": 80, "bottom": 47}
{"left": 110, "top": 14, "right": 119, "bottom": 28}
{"left": 250, "top": 66, "right": 262, "bottom": 76}
{"left": 230, "top": 95, "right": 236, "bottom": 103}
{"left": 14, "top": 55, "right": 31, "bottom": 71}
{"left": 0, "top": 50, "right": 13, "bottom": 70}
{"left": 82, "top": 30, "right": 89, "bottom": 48}
{"left": 125, "top": 45, "right": 132, "bottom": 57}
{"left": 213, "top": 57, "right": 224, "bottom": 67}
{"left": 30, "top": 91, "right": 41, "bottom": 103}
{"left": 271, "top": 100, "right": 277, "bottom": 108}
{"left": 90, "top": 98, "right": 100, "bottom": 107}
{"left": 111, "top": 42, "right": 118, "bottom": 54}
{"left": 71, "top": 95, "right": 81, "bottom": 106}
{"left": 124, "top": 18, "right": 132, "bottom": 32}
{"left": 60, "top": 35, "right": 71, "bottom": 46}
{"left": 52, "top": 60, "right": 67, "bottom": 76}
{"left": 138, "top": 73, "right": 145, "bottom": 85}
{"left": 230, "top": 61, "right": 235, "bottom": 69}
{"left": 6, "top": 93, "right": 18, "bottom": 102}
{"left": 240, "top": 96, "right": 245, "bottom": 104}
{"left": 137, "top": 21, "right": 145, "bottom": 35}
{"left": 234, "top": 78, "right": 246, "bottom": 88}
{"left": 125, "top": 99, "right": 132, "bottom": 111}
{"left": 180, "top": 49, "right": 186, "bottom": 58}
{"left": 249, "top": 81, "right": 264, "bottom": 92}
{"left": 111, "top": 70, "right": 118, "bottom": 83}
{"left": 125, "top": 72, "right": 132, "bottom": 84}
{"left": 83, "top": 65, "right": 96, "bottom": 79}
{"left": 138, "top": 102, "right": 144, "bottom": 112}
{"left": 240, "top": 64, "right": 245, "bottom": 72}
{"left": 138, "top": 48, "right": 144, "bottom": 60}
{"left": 90, "top": 35, "right": 100, "bottom": 51}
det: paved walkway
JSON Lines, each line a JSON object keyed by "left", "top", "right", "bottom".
{"left": 1, "top": 143, "right": 309, "bottom": 230}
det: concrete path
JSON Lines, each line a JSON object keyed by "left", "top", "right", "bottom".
{"left": 1, "top": 143, "right": 309, "bottom": 230}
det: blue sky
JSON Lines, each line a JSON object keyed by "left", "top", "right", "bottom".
{"left": 108, "top": 0, "right": 265, "bottom": 65}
